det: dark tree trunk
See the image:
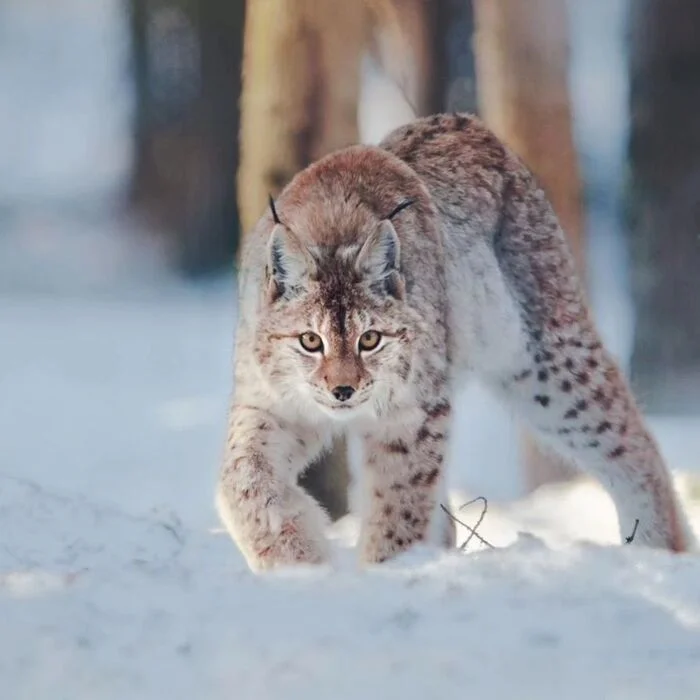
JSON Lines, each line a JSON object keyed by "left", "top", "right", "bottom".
{"left": 370, "top": 0, "right": 476, "bottom": 116}
{"left": 626, "top": 0, "right": 700, "bottom": 414}
{"left": 442, "top": 0, "right": 478, "bottom": 114}
{"left": 128, "top": 0, "right": 244, "bottom": 277}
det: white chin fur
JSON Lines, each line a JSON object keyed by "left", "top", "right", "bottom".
{"left": 315, "top": 401, "right": 371, "bottom": 422}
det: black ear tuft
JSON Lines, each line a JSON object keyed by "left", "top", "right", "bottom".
{"left": 385, "top": 198, "right": 414, "bottom": 221}
{"left": 269, "top": 194, "right": 281, "bottom": 224}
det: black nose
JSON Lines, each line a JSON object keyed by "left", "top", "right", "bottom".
{"left": 332, "top": 385, "right": 355, "bottom": 402}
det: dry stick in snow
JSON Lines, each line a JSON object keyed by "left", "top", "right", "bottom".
{"left": 625, "top": 519, "right": 640, "bottom": 544}
{"left": 457, "top": 496, "right": 490, "bottom": 551}
{"left": 443, "top": 499, "right": 641, "bottom": 548}
{"left": 440, "top": 498, "right": 495, "bottom": 551}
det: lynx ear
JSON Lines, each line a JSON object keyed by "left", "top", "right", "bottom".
{"left": 266, "top": 224, "right": 316, "bottom": 302}
{"left": 355, "top": 220, "right": 404, "bottom": 299}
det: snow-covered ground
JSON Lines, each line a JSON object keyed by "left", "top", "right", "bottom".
{"left": 3, "top": 1, "right": 700, "bottom": 698}
{"left": 3, "top": 472, "right": 700, "bottom": 700}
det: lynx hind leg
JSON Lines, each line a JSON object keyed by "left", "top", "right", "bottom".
{"left": 359, "top": 399, "right": 455, "bottom": 564}
{"left": 486, "top": 173, "right": 695, "bottom": 552}
{"left": 500, "top": 332, "right": 696, "bottom": 552}
{"left": 217, "top": 404, "right": 332, "bottom": 571}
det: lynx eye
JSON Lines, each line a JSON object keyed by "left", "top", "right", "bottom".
{"left": 299, "top": 331, "right": 323, "bottom": 353}
{"left": 358, "top": 330, "right": 381, "bottom": 352}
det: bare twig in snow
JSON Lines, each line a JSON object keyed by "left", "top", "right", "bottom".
{"left": 457, "top": 496, "right": 490, "bottom": 551}
{"left": 625, "top": 518, "right": 640, "bottom": 544}
{"left": 440, "top": 498, "right": 495, "bottom": 551}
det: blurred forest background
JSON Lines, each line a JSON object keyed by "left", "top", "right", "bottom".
{"left": 2, "top": 0, "right": 700, "bottom": 525}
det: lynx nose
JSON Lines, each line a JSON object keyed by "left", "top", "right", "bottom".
{"left": 332, "top": 385, "right": 355, "bottom": 402}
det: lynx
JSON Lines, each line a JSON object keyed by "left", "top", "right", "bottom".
{"left": 217, "top": 113, "right": 695, "bottom": 571}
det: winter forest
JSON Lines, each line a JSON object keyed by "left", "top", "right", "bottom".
{"left": 2, "top": 0, "right": 700, "bottom": 697}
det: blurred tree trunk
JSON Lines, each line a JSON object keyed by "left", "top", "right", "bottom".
{"left": 473, "top": 0, "right": 585, "bottom": 491}
{"left": 128, "top": 0, "right": 244, "bottom": 276}
{"left": 369, "top": 0, "right": 443, "bottom": 115}
{"left": 129, "top": 0, "right": 150, "bottom": 188}
{"left": 442, "top": 0, "right": 478, "bottom": 114}
{"left": 237, "top": 0, "right": 368, "bottom": 232}
{"left": 626, "top": 0, "right": 700, "bottom": 415}
{"left": 237, "top": 0, "right": 369, "bottom": 519}
{"left": 370, "top": 0, "right": 476, "bottom": 116}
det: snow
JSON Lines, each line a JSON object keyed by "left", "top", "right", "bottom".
{"left": 4, "top": 0, "right": 700, "bottom": 697}
{"left": 3, "top": 472, "right": 700, "bottom": 700}
{"left": 0, "top": 285, "right": 235, "bottom": 530}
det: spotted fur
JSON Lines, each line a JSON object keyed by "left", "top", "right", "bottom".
{"left": 217, "top": 113, "right": 695, "bottom": 572}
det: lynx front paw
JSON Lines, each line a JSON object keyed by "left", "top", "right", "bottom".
{"left": 252, "top": 519, "right": 328, "bottom": 571}
{"left": 360, "top": 518, "right": 425, "bottom": 564}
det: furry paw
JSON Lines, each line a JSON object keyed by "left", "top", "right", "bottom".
{"left": 252, "top": 519, "right": 328, "bottom": 571}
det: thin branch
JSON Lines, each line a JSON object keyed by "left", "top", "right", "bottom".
{"left": 445, "top": 499, "right": 644, "bottom": 551}
{"left": 625, "top": 518, "right": 640, "bottom": 544}
{"left": 440, "top": 499, "right": 495, "bottom": 551}
{"left": 457, "top": 496, "right": 490, "bottom": 551}
{"left": 390, "top": 75, "right": 419, "bottom": 120}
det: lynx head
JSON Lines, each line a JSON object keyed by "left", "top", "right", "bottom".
{"left": 254, "top": 199, "right": 421, "bottom": 419}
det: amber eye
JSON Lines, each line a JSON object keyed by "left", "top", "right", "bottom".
{"left": 358, "top": 330, "right": 382, "bottom": 352}
{"left": 299, "top": 331, "right": 323, "bottom": 353}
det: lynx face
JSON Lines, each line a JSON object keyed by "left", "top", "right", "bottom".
{"left": 254, "top": 220, "right": 423, "bottom": 420}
